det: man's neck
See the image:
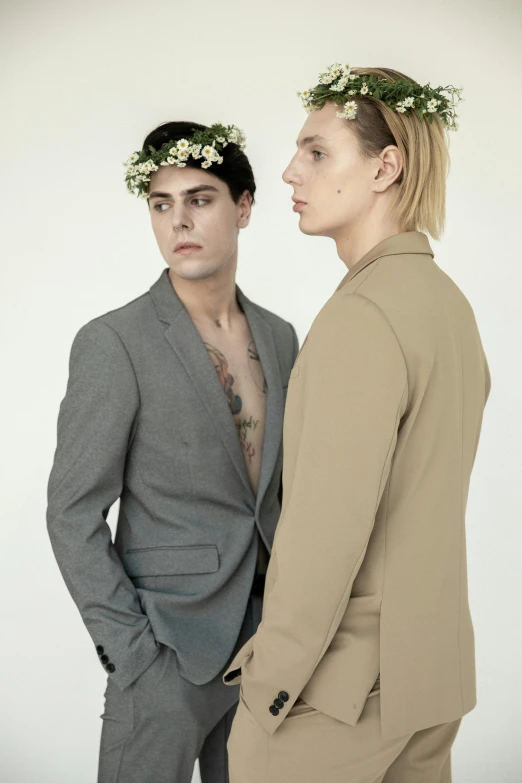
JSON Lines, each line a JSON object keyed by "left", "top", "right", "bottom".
{"left": 334, "top": 210, "right": 402, "bottom": 270}
{"left": 167, "top": 265, "right": 242, "bottom": 331}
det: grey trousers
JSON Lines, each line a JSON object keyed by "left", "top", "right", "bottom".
{"left": 98, "top": 594, "right": 263, "bottom": 783}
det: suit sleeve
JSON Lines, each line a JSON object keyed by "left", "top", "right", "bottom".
{"left": 279, "top": 321, "right": 300, "bottom": 508}
{"left": 223, "top": 293, "right": 408, "bottom": 734}
{"left": 47, "top": 320, "right": 159, "bottom": 690}
{"left": 289, "top": 322, "right": 300, "bottom": 364}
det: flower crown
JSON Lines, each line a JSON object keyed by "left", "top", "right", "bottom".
{"left": 298, "top": 64, "right": 462, "bottom": 131}
{"left": 124, "top": 123, "right": 247, "bottom": 199}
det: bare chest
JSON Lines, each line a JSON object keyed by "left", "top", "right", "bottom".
{"left": 195, "top": 321, "right": 267, "bottom": 495}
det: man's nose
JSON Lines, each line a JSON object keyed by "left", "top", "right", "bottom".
{"left": 171, "top": 207, "right": 192, "bottom": 230}
{"left": 282, "top": 155, "right": 300, "bottom": 185}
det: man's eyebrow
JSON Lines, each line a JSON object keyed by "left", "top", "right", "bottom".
{"left": 148, "top": 185, "right": 220, "bottom": 200}
{"left": 296, "top": 134, "right": 328, "bottom": 148}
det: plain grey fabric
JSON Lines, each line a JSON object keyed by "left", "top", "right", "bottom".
{"left": 97, "top": 595, "right": 263, "bottom": 783}
{"left": 47, "top": 269, "right": 298, "bottom": 694}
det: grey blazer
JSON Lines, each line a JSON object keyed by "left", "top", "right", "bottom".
{"left": 47, "top": 269, "right": 298, "bottom": 692}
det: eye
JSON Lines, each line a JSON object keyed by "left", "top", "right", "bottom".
{"left": 312, "top": 150, "right": 325, "bottom": 161}
{"left": 153, "top": 202, "right": 169, "bottom": 212}
{"left": 192, "top": 198, "right": 210, "bottom": 207}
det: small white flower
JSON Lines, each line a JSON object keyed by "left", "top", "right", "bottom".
{"left": 217, "top": 155, "right": 224, "bottom": 164}
{"left": 169, "top": 147, "right": 178, "bottom": 156}
{"left": 337, "top": 100, "right": 357, "bottom": 120}
{"left": 139, "top": 191, "right": 149, "bottom": 200}
{"left": 348, "top": 90, "right": 356, "bottom": 96}
{"left": 403, "top": 96, "right": 415, "bottom": 108}
{"left": 396, "top": 106, "right": 407, "bottom": 114}
{"left": 176, "top": 162, "right": 187, "bottom": 167}
{"left": 177, "top": 139, "right": 189, "bottom": 151}
{"left": 201, "top": 160, "right": 212, "bottom": 169}
{"left": 202, "top": 145, "right": 213, "bottom": 158}
{"left": 319, "top": 70, "right": 335, "bottom": 85}
{"left": 216, "top": 136, "right": 225, "bottom": 143}
{"left": 360, "top": 83, "right": 369, "bottom": 95}
{"left": 177, "top": 151, "right": 189, "bottom": 161}
{"left": 349, "top": 73, "right": 358, "bottom": 81}
{"left": 167, "top": 156, "right": 176, "bottom": 164}
{"left": 160, "top": 161, "right": 169, "bottom": 166}
{"left": 342, "top": 63, "right": 351, "bottom": 75}
{"left": 427, "top": 98, "right": 439, "bottom": 113}
{"left": 129, "top": 152, "right": 139, "bottom": 164}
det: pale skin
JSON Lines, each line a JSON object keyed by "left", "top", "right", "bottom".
{"left": 147, "top": 164, "right": 267, "bottom": 496}
{"left": 282, "top": 101, "right": 404, "bottom": 268}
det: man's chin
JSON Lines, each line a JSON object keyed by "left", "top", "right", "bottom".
{"left": 298, "top": 217, "right": 326, "bottom": 237}
{"left": 170, "top": 259, "right": 220, "bottom": 282}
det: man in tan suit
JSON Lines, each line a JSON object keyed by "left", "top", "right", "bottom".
{"left": 222, "top": 66, "right": 491, "bottom": 782}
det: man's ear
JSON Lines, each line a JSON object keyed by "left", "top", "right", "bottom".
{"left": 237, "top": 190, "right": 253, "bottom": 229}
{"left": 373, "top": 145, "right": 403, "bottom": 193}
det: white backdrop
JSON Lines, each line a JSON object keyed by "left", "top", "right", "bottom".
{"left": 2, "top": 0, "right": 521, "bottom": 781}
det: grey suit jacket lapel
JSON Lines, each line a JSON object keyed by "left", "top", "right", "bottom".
{"left": 237, "top": 288, "right": 284, "bottom": 515}
{"left": 150, "top": 270, "right": 283, "bottom": 511}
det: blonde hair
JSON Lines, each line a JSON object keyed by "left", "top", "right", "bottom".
{"left": 344, "top": 67, "right": 450, "bottom": 240}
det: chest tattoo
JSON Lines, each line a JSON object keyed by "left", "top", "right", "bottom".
{"left": 204, "top": 343, "right": 242, "bottom": 415}
{"left": 236, "top": 415, "right": 259, "bottom": 464}
{"left": 248, "top": 341, "right": 268, "bottom": 394}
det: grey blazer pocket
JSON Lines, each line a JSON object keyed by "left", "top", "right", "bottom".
{"left": 124, "top": 545, "right": 219, "bottom": 577}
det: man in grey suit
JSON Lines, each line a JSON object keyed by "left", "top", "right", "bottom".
{"left": 47, "top": 120, "right": 298, "bottom": 783}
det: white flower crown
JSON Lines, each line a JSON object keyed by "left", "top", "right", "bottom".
{"left": 124, "top": 123, "right": 247, "bottom": 199}
{"left": 298, "top": 63, "right": 462, "bottom": 130}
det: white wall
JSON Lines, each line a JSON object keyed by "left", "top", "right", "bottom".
{"left": 2, "top": 0, "right": 521, "bottom": 780}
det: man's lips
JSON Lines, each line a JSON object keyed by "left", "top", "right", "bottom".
{"left": 292, "top": 201, "right": 307, "bottom": 213}
{"left": 174, "top": 242, "right": 203, "bottom": 254}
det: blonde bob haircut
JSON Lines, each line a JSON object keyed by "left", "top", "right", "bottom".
{"left": 343, "top": 67, "right": 450, "bottom": 240}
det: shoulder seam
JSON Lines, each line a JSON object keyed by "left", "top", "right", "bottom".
{"left": 95, "top": 320, "right": 142, "bottom": 409}
{"left": 337, "top": 288, "right": 409, "bottom": 393}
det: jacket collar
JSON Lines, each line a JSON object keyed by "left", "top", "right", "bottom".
{"left": 337, "top": 231, "right": 434, "bottom": 290}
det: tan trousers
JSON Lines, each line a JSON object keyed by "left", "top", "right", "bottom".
{"left": 227, "top": 689, "right": 461, "bottom": 783}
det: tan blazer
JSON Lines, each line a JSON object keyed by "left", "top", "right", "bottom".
{"left": 223, "top": 231, "right": 490, "bottom": 740}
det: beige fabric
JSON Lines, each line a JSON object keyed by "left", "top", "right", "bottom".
{"left": 227, "top": 690, "right": 461, "bottom": 783}
{"left": 223, "top": 231, "right": 490, "bottom": 742}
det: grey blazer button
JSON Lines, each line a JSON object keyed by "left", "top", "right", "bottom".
{"left": 269, "top": 705, "right": 279, "bottom": 716}
{"left": 100, "top": 654, "right": 109, "bottom": 664}
{"left": 106, "top": 663, "right": 116, "bottom": 673}
{"left": 96, "top": 646, "right": 104, "bottom": 655}
{"left": 278, "top": 691, "right": 289, "bottom": 702}
{"left": 274, "top": 698, "right": 284, "bottom": 709}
